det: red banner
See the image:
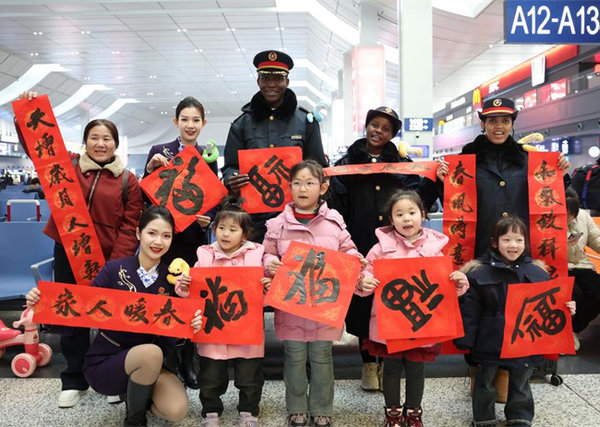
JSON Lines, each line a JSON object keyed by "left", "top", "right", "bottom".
{"left": 528, "top": 152, "right": 568, "bottom": 278}
{"left": 501, "top": 278, "right": 574, "bottom": 358}
{"left": 140, "top": 146, "right": 228, "bottom": 233}
{"left": 12, "top": 96, "right": 105, "bottom": 285}
{"left": 443, "top": 155, "right": 477, "bottom": 269}
{"left": 374, "top": 257, "right": 462, "bottom": 347}
{"left": 239, "top": 147, "right": 302, "bottom": 214}
{"left": 264, "top": 241, "right": 362, "bottom": 328}
{"left": 188, "top": 267, "right": 264, "bottom": 345}
{"left": 324, "top": 162, "right": 438, "bottom": 182}
{"left": 33, "top": 282, "right": 199, "bottom": 339}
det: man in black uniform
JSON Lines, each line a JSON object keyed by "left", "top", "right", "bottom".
{"left": 222, "top": 49, "right": 328, "bottom": 241}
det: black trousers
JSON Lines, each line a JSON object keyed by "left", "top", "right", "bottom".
{"left": 382, "top": 357, "right": 424, "bottom": 408}
{"left": 569, "top": 268, "right": 600, "bottom": 333}
{"left": 198, "top": 356, "right": 264, "bottom": 417}
{"left": 53, "top": 243, "right": 90, "bottom": 390}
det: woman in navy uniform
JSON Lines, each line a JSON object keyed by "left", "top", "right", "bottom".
{"left": 143, "top": 96, "right": 219, "bottom": 389}
{"left": 27, "top": 206, "right": 203, "bottom": 426}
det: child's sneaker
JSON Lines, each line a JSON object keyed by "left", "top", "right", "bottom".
{"left": 288, "top": 413, "right": 308, "bottom": 426}
{"left": 201, "top": 412, "right": 221, "bottom": 427}
{"left": 404, "top": 407, "right": 424, "bottom": 427}
{"left": 238, "top": 411, "right": 258, "bottom": 427}
{"left": 312, "top": 415, "right": 332, "bottom": 426}
{"left": 383, "top": 406, "right": 404, "bottom": 427}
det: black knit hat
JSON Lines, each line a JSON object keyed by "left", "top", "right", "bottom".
{"left": 365, "top": 106, "right": 402, "bottom": 135}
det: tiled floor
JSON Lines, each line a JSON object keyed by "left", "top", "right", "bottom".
{"left": 1, "top": 311, "right": 600, "bottom": 426}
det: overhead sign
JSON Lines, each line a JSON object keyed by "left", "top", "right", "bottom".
{"left": 405, "top": 118, "right": 433, "bottom": 132}
{"left": 505, "top": 1, "right": 600, "bottom": 44}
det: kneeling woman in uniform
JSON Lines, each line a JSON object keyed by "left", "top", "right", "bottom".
{"left": 26, "top": 206, "right": 204, "bottom": 426}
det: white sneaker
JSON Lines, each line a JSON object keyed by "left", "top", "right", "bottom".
{"left": 58, "top": 390, "right": 83, "bottom": 408}
{"left": 106, "top": 395, "right": 122, "bottom": 404}
{"left": 574, "top": 333, "right": 581, "bottom": 351}
{"left": 201, "top": 413, "right": 221, "bottom": 426}
{"left": 360, "top": 362, "right": 379, "bottom": 391}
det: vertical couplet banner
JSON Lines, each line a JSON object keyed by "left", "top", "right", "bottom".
{"left": 140, "top": 146, "right": 228, "bottom": 233}
{"left": 239, "top": 147, "right": 302, "bottom": 214}
{"left": 443, "top": 155, "right": 477, "bottom": 269}
{"left": 12, "top": 95, "right": 105, "bottom": 285}
{"left": 528, "top": 152, "right": 568, "bottom": 278}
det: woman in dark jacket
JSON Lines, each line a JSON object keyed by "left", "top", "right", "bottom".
{"left": 15, "top": 91, "right": 144, "bottom": 408}
{"left": 438, "top": 97, "right": 571, "bottom": 259}
{"left": 328, "top": 106, "right": 439, "bottom": 391}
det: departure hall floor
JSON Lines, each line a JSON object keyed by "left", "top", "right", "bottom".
{"left": 1, "top": 309, "right": 600, "bottom": 426}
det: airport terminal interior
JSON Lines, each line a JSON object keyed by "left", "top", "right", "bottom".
{"left": 1, "top": 0, "right": 600, "bottom": 426}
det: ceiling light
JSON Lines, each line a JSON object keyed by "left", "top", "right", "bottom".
{"left": 230, "top": 90, "right": 237, "bottom": 94}
{"left": 33, "top": 31, "right": 43, "bottom": 36}
{"left": 111, "top": 50, "right": 120, "bottom": 54}
{"left": 225, "top": 27, "right": 235, "bottom": 32}
{"left": 174, "top": 91, "right": 181, "bottom": 95}
{"left": 194, "top": 49, "right": 203, "bottom": 53}
{"left": 489, "top": 44, "right": 494, "bottom": 48}
{"left": 146, "top": 92, "right": 154, "bottom": 96}
{"left": 206, "top": 110, "right": 210, "bottom": 114}
{"left": 80, "top": 30, "right": 91, "bottom": 34}
{"left": 54, "top": 84, "right": 109, "bottom": 116}
{"left": 29, "top": 52, "right": 39, "bottom": 56}
{"left": 140, "top": 120, "right": 144, "bottom": 123}
{"left": 120, "top": 93, "right": 126, "bottom": 96}
{"left": 149, "top": 75, "right": 157, "bottom": 79}
{"left": 83, "top": 76, "right": 91, "bottom": 81}
{"left": 237, "top": 48, "right": 245, "bottom": 52}
{"left": 70, "top": 51, "right": 79, "bottom": 55}
{"left": 116, "top": 76, "right": 124, "bottom": 80}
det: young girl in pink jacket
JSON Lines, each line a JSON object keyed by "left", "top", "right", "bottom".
{"left": 357, "top": 190, "right": 468, "bottom": 427}
{"left": 176, "top": 200, "right": 271, "bottom": 427}
{"left": 263, "top": 160, "right": 363, "bottom": 427}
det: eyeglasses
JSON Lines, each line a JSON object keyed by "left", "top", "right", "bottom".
{"left": 291, "top": 181, "right": 319, "bottom": 189}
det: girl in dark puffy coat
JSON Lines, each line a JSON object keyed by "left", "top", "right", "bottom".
{"left": 453, "top": 216, "right": 575, "bottom": 427}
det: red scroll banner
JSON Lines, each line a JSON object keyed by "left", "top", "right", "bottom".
{"left": 528, "top": 152, "right": 568, "bottom": 279}
{"left": 12, "top": 96, "right": 105, "bottom": 285}
{"left": 239, "top": 147, "right": 302, "bottom": 214}
{"left": 501, "top": 277, "right": 575, "bottom": 358}
{"left": 33, "top": 282, "right": 199, "bottom": 339}
{"left": 442, "top": 155, "right": 477, "bottom": 269}
{"left": 264, "top": 241, "right": 362, "bottom": 328}
{"left": 189, "top": 267, "right": 264, "bottom": 345}
{"left": 324, "top": 162, "right": 439, "bottom": 182}
{"left": 373, "top": 256, "right": 463, "bottom": 353}
{"left": 140, "top": 146, "right": 228, "bottom": 233}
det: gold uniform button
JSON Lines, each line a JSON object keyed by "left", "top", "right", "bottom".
{"left": 378, "top": 215, "right": 383, "bottom": 221}
{"left": 499, "top": 181, "right": 506, "bottom": 187}
{"left": 269, "top": 144, "right": 274, "bottom": 148}
{"left": 375, "top": 185, "right": 381, "bottom": 191}
{"left": 371, "top": 158, "right": 377, "bottom": 163}
{"left": 502, "top": 212, "right": 509, "bottom": 217}
{"left": 269, "top": 115, "right": 274, "bottom": 121}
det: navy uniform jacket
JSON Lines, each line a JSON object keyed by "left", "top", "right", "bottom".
{"left": 222, "top": 88, "right": 327, "bottom": 241}
{"left": 84, "top": 256, "right": 178, "bottom": 360}
{"left": 143, "top": 139, "right": 219, "bottom": 266}
{"left": 455, "top": 252, "right": 550, "bottom": 368}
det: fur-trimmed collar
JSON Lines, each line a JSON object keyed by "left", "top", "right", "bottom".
{"left": 461, "top": 134, "right": 526, "bottom": 167}
{"left": 79, "top": 152, "right": 125, "bottom": 177}
{"left": 247, "top": 88, "right": 298, "bottom": 121}
{"left": 347, "top": 138, "right": 402, "bottom": 164}
{"left": 460, "top": 252, "right": 547, "bottom": 273}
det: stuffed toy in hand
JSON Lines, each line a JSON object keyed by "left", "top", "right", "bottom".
{"left": 166, "top": 258, "right": 190, "bottom": 285}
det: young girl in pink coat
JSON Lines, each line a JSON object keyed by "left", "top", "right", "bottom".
{"left": 176, "top": 200, "right": 271, "bottom": 427}
{"left": 263, "top": 160, "right": 363, "bottom": 427}
{"left": 357, "top": 190, "right": 468, "bottom": 427}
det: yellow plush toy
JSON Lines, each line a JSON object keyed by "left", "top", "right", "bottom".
{"left": 517, "top": 132, "right": 544, "bottom": 152}
{"left": 397, "top": 140, "right": 423, "bottom": 159}
{"left": 167, "top": 258, "right": 190, "bottom": 285}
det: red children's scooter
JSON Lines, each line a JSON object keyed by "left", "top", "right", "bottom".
{"left": 0, "top": 307, "right": 52, "bottom": 377}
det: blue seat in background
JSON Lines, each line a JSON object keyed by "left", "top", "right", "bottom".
{"left": 0, "top": 194, "right": 37, "bottom": 219}
{"left": 0, "top": 222, "right": 54, "bottom": 300}
{"left": 6, "top": 199, "right": 41, "bottom": 221}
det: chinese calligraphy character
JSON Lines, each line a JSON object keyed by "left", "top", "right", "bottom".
{"left": 58, "top": 188, "right": 74, "bottom": 209}
{"left": 450, "top": 192, "right": 474, "bottom": 213}
{"left": 247, "top": 165, "right": 285, "bottom": 208}
{"left": 124, "top": 297, "right": 150, "bottom": 324}
{"left": 154, "top": 156, "right": 204, "bottom": 215}
{"left": 152, "top": 299, "right": 185, "bottom": 326}
{"left": 450, "top": 243, "right": 466, "bottom": 266}
{"left": 511, "top": 287, "right": 566, "bottom": 344}
{"left": 86, "top": 300, "right": 112, "bottom": 318}
{"left": 82, "top": 259, "right": 101, "bottom": 281}
{"left": 449, "top": 217, "right": 467, "bottom": 239}
{"left": 534, "top": 160, "right": 557, "bottom": 183}
{"left": 26, "top": 107, "right": 55, "bottom": 131}
{"left": 72, "top": 233, "right": 92, "bottom": 256}
{"left": 34, "top": 133, "right": 55, "bottom": 158}
{"left": 450, "top": 161, "right": 473, "bottom": 186}
{"left": 535, "top": 210, "right": 562, "bottom": 231}
{"left": 200, "top": 276, "right": 248, "bottom": 333}
{"left": 48, "top": 164, "right": 74, "bottom": 188}
{"left": 381, "top": 269, "right": 444, "bottom": 332}
{"left": 537, "top": 237, "right": 558, "bottom": 260}
{"left": 52, "top": 288, "right": 81, "bottom": 317}
{"left": 535, "top": 187, "right": 563, "bottom": 207}
{"left": 285, "top": 249, "right": 340, "bottom": 305}
{"left": 67, "top": 216, "right": 89, "bottom": 232}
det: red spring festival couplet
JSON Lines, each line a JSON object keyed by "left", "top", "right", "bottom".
{"left": 528, "top": 152, "right": 568, "bottom": 278}
{"left": 189, "top": 267, "right": 264, "bottom": 345}
{"left": 324, "top": 161, "right": 439, "bottom": 182}
{"left": 501, "top": 277, "right": 575, "bottom": 358}
{"left": 264, "top": 241, "right": 362, "bottom": 328}
{"left": 12, "top": 96, "right": 105, "bottom": 285}
{"left": 373, "top": 256, "right": 463, "bottom": 353}
{"left": 239, "top": 147, "right": 302, "bottom": 214}
{"left": 140, "top": 146, "right": 228, "bottom": 233}
{"left": 34, "top": 282, "right": 199, "bottom": 339}
{"left": 443, "top": 155, "right": 477, "bottom": 269}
